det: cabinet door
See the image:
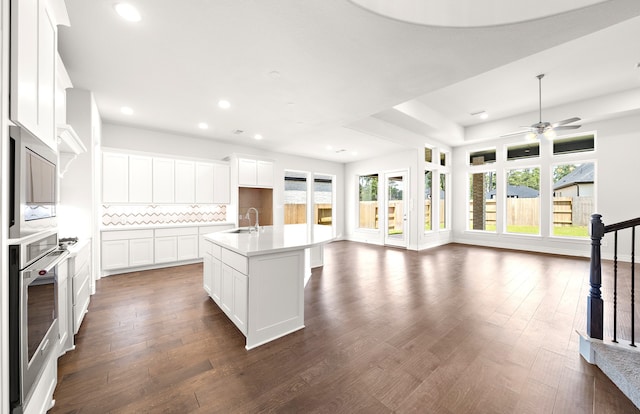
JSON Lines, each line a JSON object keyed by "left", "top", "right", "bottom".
{"left": 238, "top": 158, "right": 257, "bottom": 186}
{"left": 232, "top": 269, "right": 248, "bottom": 335}
{"left": 175, "top": 160, "right": 195, "bottom": 203}
{"left": 102, "top": 239, "right": 129, "bottom": 270}
{"left": 211, "top": 257, "right": 222, "bottom": 305}
{"left": 129, "top": 238, "right": 154, "bottom": 266}
{"left": 195, "top": 162, "right": 214, "bottom": 204}
{"left": 154, "top": 237, "right": 177, "bottom": 263}
{"left": 220, "top": 264, "right": 234, "bottom": 316}
{"left": 153, "top": 158, "right": 175, "bottom": 203}
{"left": 56, "top": 260, "right": 70, "bottom": 354}
{"left": 103, "top": 153, "right": 129, "bottom": 203}
{"left": 177, "top": 235, "right": 198, "bottom": 261}
{"left": 257, "top": 160, "right": 274, "bottom": 188}
{"left": 203, "top": 253, "right": 212, "bottom": 295}
{"left": 129, "top": 155, "right": 153, "bottom": 203}
{"left": 213, "top": 163, "right": 230, "bottom": 204}
{"left": 38, "top": 1, "right": 56, "bottom": 147}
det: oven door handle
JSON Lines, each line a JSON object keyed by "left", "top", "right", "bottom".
{"left": 23, "top": 250, "right": 70, "bottom": 284}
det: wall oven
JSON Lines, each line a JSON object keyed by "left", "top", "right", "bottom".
{"left": 9, "top": 231, "right": 69, "bottom": 413}
{"left": 9, "top": 126, "right": 58, "bottom": 240}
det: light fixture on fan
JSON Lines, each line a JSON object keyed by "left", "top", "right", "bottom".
{"left": 501, "top": 74, "right": 581, "bottom": 140}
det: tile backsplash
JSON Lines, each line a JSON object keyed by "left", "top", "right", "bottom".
{"left": 102, "top": 204, "right": 227, "bottom": 227}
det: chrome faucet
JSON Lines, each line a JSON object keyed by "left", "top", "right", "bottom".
{"left": 245, "top": 207, "right": 259, "bottom": 232}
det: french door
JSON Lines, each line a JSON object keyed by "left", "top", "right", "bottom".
{"left": 384, "top": 170, "right": 408, "bottom": 248}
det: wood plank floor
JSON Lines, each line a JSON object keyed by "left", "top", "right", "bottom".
{"left": 51, "top": 241, "right": 639, "bottom": 413}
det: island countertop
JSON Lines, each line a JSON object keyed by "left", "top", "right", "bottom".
{"left": 203, "top": 224, "right": 334, "bottom": 257}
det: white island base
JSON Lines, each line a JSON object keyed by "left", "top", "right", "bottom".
{"left": 203, "top": 225, "right": 333, "bottom": 349}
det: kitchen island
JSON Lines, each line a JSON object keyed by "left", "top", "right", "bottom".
{"left": 202, "top": 225, "right": 334, "bottom": 349}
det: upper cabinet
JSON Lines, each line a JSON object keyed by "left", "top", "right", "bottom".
{"left": 238, "top": 158, "right": 274, "bottom": 188}
{"left": 10, "top": 0, "right": 61, "bottom": 149}
{"left": 102, "top": 151, "right": 230, "bottom": 205}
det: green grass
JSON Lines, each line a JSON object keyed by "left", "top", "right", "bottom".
{"left": 470, "top": 223, "right": 588, "bottom": 237}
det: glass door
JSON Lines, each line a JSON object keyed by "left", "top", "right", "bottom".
{"left": 384, "top": 171, "right": 408, "bottom": 248}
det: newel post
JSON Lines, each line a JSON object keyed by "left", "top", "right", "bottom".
{"left": 588, "top": 213, "right": 605, "bottom": 340}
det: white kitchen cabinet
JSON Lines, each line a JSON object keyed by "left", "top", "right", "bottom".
{"left": 129, "top": 155, "right": 153, "bottom": 203}
{"left": 198, "top": 224, "right": 234, "bottom": 257}
{"left": 102, "top": 230, "right": 154, "bottom": 271}
{"left": 203, "top": 253, "right": 213, "bottom": 295}
{"left": 257, "top": 160, "right": 274, "bottom": 187}
{"left": 238, "top": 158, "right": 273, "bottom": 188}
{"left": 220, "top": 263, "right": 234, "bottom": 317}
{"left": 129, "top": 238, "right": 154, "bottom": 267}
{"left": 232, "top": 270, "right": 248, "bottom": 333}
{"left": 10, "top": 0, "right": 57, "bottom": 149}
{"left": 177, "top": 235, "right": 198, "bottom": 261}
{"left": 195, "top": 162, "right": 214, "bottom": 204}
{"left": 154, "top": 237, "right": 177, "bottom": 263}
{"left": 57, "top": 259, "right": 71, "bottom": 355}
{"left": 69, "top": 240, "right": 92, "bottom": 335}
{"left": 102, "top": 153, "right": 129, "bottom": 203}
{"left": 213, "top": 163, "right": 230, "bottom": 204}
{"left": 153, "top": 157, "right": 175, "bottom": 203}
{"left": 211, "top": 255, "right": 222, "bottom": 305}
{"left": 175, "top": 160, "right": 196, "bottom": 203}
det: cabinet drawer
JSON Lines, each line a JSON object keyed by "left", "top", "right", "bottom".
{"left": 73, "top": 243, "right": 91, "bottom": 273}
{"left": 73, "top": 262, "right": 91, "bottom": 304}
{"left": 210, "top": 243, "right": 222, "bottom": 260}
{"left": 221, "top": 248, "right": 247, "bottom": 274}
{"left": 102, "top": 229, "right": 154, "bottom": 241}
{"left": 155, "top": 227, "right": 198, "bottom": 237}
{"left": 73, "top": 279, "right": 91, "bottom": 334}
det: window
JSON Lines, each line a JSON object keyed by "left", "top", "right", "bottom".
{"left": 424, "top": 171, "right": 432, "bottom": 231}
{"left": 553, "top": 134, "right": 595, "bottom": 155}
{"left": 505, "top": 168, "right": 540, "bottom": 234}
{"left": 469, "top": 149, "right": 496, "bottom": 165}
{"left": 552, "top": 162, "right": 594, "bottom": 237}
{"left": 440, "top": 173, "right": 447, "bottom": 229}
{"left": 424, "top": 147, "right": 433, "bottom": 163}
{"left": 507, "top": 143, "right": 539, "bottom": 160}
{"left": 440, "top": 152, "right": 446, "bottom": 166}
{"left": 359, "top": 174, "right": 378, "bottom": 229}
{"left": 469, "top": 172, "right": 496, "bottom": 231}
{"left": 284, "top": 171, "right": 307, "bottom": 224}
{"left": 313, "top": 174, "right": 333, "bottom": 226}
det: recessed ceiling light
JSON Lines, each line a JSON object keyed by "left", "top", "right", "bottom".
{"left": 114, "top": 3, "right": 141, "bottom": 22}
{"left": 325, "top": 145, "right": 333, "bottom": 151}
{"left": 218, "top": 100, "right": 231, "bottom": 109}
{"left": 351, "top": 151, "right": 358, "bottom": 156}
{"left": 120, "top": 106, "right": 133, "bottom": 115}
{"left": 198, "top": 122, "right": 208, "bottom": 130}
{"left": 471, "top": 110, "right": 488, "bottom": 120}
{"left": 254, "top": 134, "right": 263, "bottom": 140}
{"left": 268, "top": 71, "right": 281, "bottom": 79}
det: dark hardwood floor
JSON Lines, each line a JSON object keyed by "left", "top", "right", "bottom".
{"left": 51, "top": 241, "right": 639, "bottom": 413}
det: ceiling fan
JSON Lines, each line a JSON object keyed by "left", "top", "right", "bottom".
{"left": 501, "top": 74, "right": 581, "bottom": 140}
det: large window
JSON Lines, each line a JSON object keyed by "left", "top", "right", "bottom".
{"left": 505, "top": 168, "right": 540, "bottom": 234}
{"left": 359, "top": 174, "right": 378, "bottom": 229}
{"left": 425, "top": 171, "right": 433, "bottom": 231}
{"left": 552, "top": 162, "right": 594, "bottom": 237}
{"left": 314, "top": 174, "right": 333, "bottom": 226}
{"left": 440, "top": 173, "right": 447, "bottom": 229}
{"left": 469, "top": 171, "right": 496, "bottom": 231}
{"left": 284, "top": 171, "right": 307, "bottom": 224}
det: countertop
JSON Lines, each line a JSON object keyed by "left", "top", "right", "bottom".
{"left": 204, "top": 224, "right": 335, "bottom": 257}
{"left": 101, "top": 222, "right": 235, "bottom": 231}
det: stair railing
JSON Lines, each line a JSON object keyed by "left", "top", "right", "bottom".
{"left": 588, "top": 213, "right": 640, "bottom": 346}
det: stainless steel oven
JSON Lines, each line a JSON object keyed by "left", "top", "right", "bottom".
{"left": 9, "top": 231, "right": 69, "bottom": 413}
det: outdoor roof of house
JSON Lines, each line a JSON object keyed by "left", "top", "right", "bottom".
{"left": 488, "top": 185, "right": 539, "bottom": 199}
{"left": 554, "top": 163, "right": 594, "bottom": 190}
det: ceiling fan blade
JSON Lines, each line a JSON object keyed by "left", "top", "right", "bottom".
{"left": 552, "top": 117, "right": 581, "bottom": 127}
{"left": 500, "top": 130, "right": 532, "bottom": 138}
{"left": 553, "top": 125, "right": 581, "bottom": 131}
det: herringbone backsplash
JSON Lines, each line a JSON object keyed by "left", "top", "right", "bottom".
{"left": 102, "top": 204, "right": 227, "bottom": 226}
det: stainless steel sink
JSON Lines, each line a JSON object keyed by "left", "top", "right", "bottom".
{"left": 227, "top": 228, "right": 252, "bottom": 234}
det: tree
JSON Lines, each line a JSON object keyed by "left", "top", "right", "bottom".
{"left": 359, "top": 175, "right": 378, "bottom": 201}
{"left": 553, "top": 164, "right": 577, "bottom": 183}
{"left": 507, "top": 168, "right": 540, "bottom": 190}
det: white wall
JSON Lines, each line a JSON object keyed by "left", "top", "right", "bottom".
{"left": 101, "top": 123, "right": 346, "bottom": 239}
{"left": 1, "top": 0, "right": 8, "bottom": 411}
{"left": 452, "top": 111, "right": 640, "bottom": 261}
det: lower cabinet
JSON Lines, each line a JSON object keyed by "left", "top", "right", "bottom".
{"left": 102, "top": 229, "right": 154, "bottom": 270}
{"left": 57, "top": 259, "right": 71, "bottom": 354}
{"left": 204, "top": 240, "right": 248, "bottom": 335}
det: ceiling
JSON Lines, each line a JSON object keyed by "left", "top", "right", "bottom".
{"left": 58, "top": 0, "right": 640, "bottom": 163}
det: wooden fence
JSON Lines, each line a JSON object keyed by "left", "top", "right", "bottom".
{"left": 470, "top": 196, "right": 594, "bottom": 227}
{"left": 284, "top": 203, "right": 332, "bottom": 225}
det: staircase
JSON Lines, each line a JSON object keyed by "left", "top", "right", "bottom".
{"left": 580, "top": 214, "right": 640, "bottom": 410}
